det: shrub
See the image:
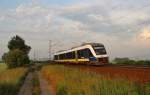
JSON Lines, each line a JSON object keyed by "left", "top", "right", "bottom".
{"left": 2, "top": 35, "right": 31, "bottom": 68}
{"left": 5, "top": 49, "right": 30, "bottom": 68}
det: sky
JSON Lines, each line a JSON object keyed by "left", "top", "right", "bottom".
{"left": 0, "top": 0, "right": 150, "bottom": 60}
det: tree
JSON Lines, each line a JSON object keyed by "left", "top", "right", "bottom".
{"left": 8, "top": 35, "right": 31, "bottom": 54}
{"left": 2, "top": 53, "right": 8, "bottom": 63}
{"left": 113, "top": 57, "right": 135, "bottom": 65}
{"left": 5, "top": 49, "right": 30, "bottom": 68}
{"left": 2, "top": 35, "right": 31, "bottom": 68}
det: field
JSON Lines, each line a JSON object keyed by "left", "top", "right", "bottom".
{"left": 0, "top": 63, "right": 149, "bottom": 95}
{"left": 41, "top": 64, "right": 150, "bottom": 95}
{"left": 0, "top": 63, "right": 7, "bottom": 72}
{"left": 0, "top": 67, "right": 28, "bottom": 95}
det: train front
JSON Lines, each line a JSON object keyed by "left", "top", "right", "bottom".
{"left": 91, "top": 43, "right": 109, "bottom": 64}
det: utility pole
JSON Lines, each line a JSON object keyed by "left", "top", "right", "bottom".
{"left": 49, "top": 40, "right": 52, "bottom": 60}
{"left": 34, "top": 50, "right": 36, "bottom": 62}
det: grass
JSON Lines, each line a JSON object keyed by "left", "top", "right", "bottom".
{"left": 41, "top": 65, "right": 150, "bottom": 95}
{"left": 0, "top": 67, "right": 28, "bottom": 95}
{"left": 0, "top": 63, "right": 7, "bottom": 73}
{"left": 32, "top": 72, "right": 41, "bottom": 95}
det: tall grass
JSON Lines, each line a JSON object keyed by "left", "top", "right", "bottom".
{"left": 0, "top": 67, "right": 27, "bottom": 95}
{"left": 41, "top": 65, "right": 150, "bottom": 95}
{"left": 0, "top": 63, "right": 7, "bottom": 73}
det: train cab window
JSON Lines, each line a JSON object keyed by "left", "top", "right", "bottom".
{"left": 92, "top": 45, "right": 106, "bottom": 55}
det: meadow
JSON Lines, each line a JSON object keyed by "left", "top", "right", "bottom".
{"left": 41, "top": 65, "right": 150, "bottom": 95}
{"left": 0, "top": 63, "right": 7, "bottom": 72}
{"left": 0, "top": 67, "right": 28, "bottom": 95}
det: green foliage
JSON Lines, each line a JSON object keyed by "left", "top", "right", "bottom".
{"left": 0, "top": 64, "right": 7, "bottom": 73}
{"left": 5, "top": 49, "right": 30, "bottom": 68}
{"left": 113, "top": 57, "right": 135, "bottom": 65}
{"left": 2, "top": 35, "right": 31, "bottom": 68}
{"left": 113, "top": 57, "right": 150, "bottom": 66}
{"left": 135, "top": 60, "right": 150, "bottom": 66}
{"left": 8, "top": 35, "right": 31, "bottom": 54}
{"left": 2, "top": 53, "right": 7, "bottom": 63}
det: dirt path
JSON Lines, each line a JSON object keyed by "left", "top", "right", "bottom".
{"left": 18, "top": 65, "right": 54, "bottom": 95}
{"left": 18, "top": 73, "right": 33, "bottom": 95}
{"left": 38, "top": 72, "right": 54, "bottom": 95}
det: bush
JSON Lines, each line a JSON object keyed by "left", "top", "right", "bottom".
{"left": 2, "top": 35, "right": 31, "bottom": 68}
{"left": 113, "top": 57, "right": 150, "bottom": 66}
{"left": 113, "top": 58, "right": 135, "bottom": 65}
{"left": 5, "top": 49, "right": 30, "bottom": 68}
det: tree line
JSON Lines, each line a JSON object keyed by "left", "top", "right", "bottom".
{"left": 112, "top": 57, "right": 150, "bottom": 66}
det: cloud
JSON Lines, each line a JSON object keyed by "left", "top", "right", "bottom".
{"left": 138, "top": 27, "right": 150, "bottom": 40}
{"left": 0, "top": 16, "right": 5, "bottom": 21}
{"left": 0, "top": 0, "right": 150, "bottom": 59}
{"left": 133, "top": 26, "right": 150, "bottom": 47}
{"left": 110, "top": 10, "right": 150, "bottom": 25}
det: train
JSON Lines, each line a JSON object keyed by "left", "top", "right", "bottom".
{"left": 53, "top": 43, "right": 109, "bottom": 65}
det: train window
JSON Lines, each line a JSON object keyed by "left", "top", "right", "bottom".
{"left": 93, "top": 46, "right": 106, "bottom": 55}
{"left": 92, "top": 44, "right": 106, "bottom": 55}
{"left": 54, "top": 55, "right": 56, "bottom": 60}
{"left": 77, "top": 50, "right": 83, "bottom": 58}
{"left": 63, "top": 54, "right": 66, "bottom": 59}
{"left": 66, "top": 52, "right": 75, "bottom": 59}
{"left": 66, "top": 52, "right": 71, "bottom": 59}
{"left": 54, "top": 55, "right": 58, "bottom": 60}
{"left": 77, "top": 48, "right": 93, "bottom": 58}
{"left": 59, "top": 54, "right": 64, "bottom": 59}
{"left": 72, "top": 51, "right": 75, "bottom": 59}
{"left": 59, "top": 52, "right": 75, "bottom": 59}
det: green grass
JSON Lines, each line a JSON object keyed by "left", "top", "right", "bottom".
{"left": 0, "top": 67, "right": 27, "bottom": 95}
{"left": 41, "top": 65, "right": 150, "bottom": 95}
{"left": 0, "top": 63, "right": 7, "bottom": 73}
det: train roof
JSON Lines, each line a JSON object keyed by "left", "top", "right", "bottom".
{"left": 54, "top": 43, "right": 103, "bottom": 55}
{"left": 81, "top": 43, "right": 103, "bottom": 46}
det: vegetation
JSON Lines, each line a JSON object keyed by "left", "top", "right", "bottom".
{"left": 113, "top": 57, "right": 150, "bottom": 66}
{"left": 41, "top": 65, "right": 150, "bottom": 95}
{"left": 2, "top": 35, "right": 31, "bottom": 68}
{"left": 32, "top": 64, "right": 41, "bottom": 95}
{"left": 32, "top": 71, "right": 41, "bottom": 95}
{"left": 0, "top": 67, "right": 27, "bottom": 95}
{"left": 0, "top": 64, "right": 7, "bottom": 73}
{"left": 0, "top": 61, "right": 3, "bottom": 63}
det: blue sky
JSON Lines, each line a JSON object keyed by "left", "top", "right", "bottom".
{"left": 0, "top": 0, "right": 76, "bottom": 9}
{"left": 0, "top": 0, "right": 150, "bottom": 60}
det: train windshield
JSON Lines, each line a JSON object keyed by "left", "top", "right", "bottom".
{"left": 92, "top": 45, "right": 106, "bottom": 55}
